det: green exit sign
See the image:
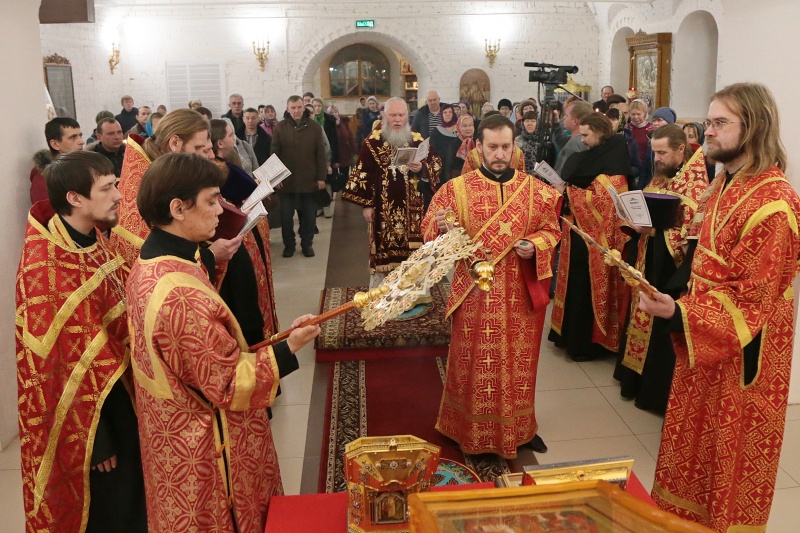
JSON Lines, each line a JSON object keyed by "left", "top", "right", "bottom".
{"left": 356, "top": 20, "right": 375, "bottom": 28}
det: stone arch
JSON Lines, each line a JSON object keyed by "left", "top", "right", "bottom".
{"left": 297, "top": 27, "right": 432, "bottom": 97}
{"left": 672, "top": 10, "right": 718, "bottom": 119}
{"left": 610, "top": 26, "right": 635, "bottom": 96}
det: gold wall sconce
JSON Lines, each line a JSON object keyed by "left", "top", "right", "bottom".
{"left": 485, "top": 39, "right": 500, "bottom": 68}
{"left": 252, "top": 40, "right": 270, "bottom": 71}
{"left": 109, "top": 42, "right": 120, "bottom": 75}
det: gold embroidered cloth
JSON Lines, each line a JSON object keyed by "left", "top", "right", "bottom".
{"left": 653, "top": 167, "right": 800, "bottom": 532}
{"left": 16, "top": 203, "right": 129, "bottom": 532}
{"left": 111, "top": 136, "right": 152, "bottom": 268}
{"left": 126, "top": 256, "right": 283, "bottom": 532}
{"left": 421, "top": 171, "right": 561, "bottom": 458}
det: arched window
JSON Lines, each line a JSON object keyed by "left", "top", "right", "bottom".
{"left": 328, "top": 44, "right": 390, "bottom": 98}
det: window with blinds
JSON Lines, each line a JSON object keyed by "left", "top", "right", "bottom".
{"left": 165, "top": 61, "right": 224, "bottom": 115}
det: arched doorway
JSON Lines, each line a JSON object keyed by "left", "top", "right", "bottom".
{"left": 299, "top": 30, "right": 430, "bottom": 114}
{"left": 672, "top": 11, "right": 718, "bottom": 120}
{"left": 610, "top": 27, "right": 635, "bottom": 96}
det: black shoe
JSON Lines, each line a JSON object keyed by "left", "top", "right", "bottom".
{"left": 570, "top": 353, "right": 599, "bottom": 362}
{"left": 302, "top": 246, "right": 315, "bottom": 257}
{"left": 282, "top": 247, "right": 295, "bottom": 258}
{"left": 525, "top": 434, "right": 548, "bottom": 453}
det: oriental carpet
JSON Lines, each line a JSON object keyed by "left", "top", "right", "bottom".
{"left": 314, "top": 283, "right": 451, "bottom": 362}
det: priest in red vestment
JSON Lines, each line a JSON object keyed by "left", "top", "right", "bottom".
{"left": 16, "top": 151, "right": 146, "bottom": 533}
{"left": 640, "top": 83, "right": 800, "bottom": 533}
{"left": 548, "top": 112, "right": 631, "bottom": 361}
{"left": 422, "top": 114, "right": 561, "bottom": 458}
{"left": 343, "top": 97, "right": 442, "bottom": 279}
{"left": 112, "top": 108, "right": 240, "bottom": 270}
{"left": 209, "top": 118, "right": 279, "bottom": 343}
{"left": 615, "top": 125, "right": 709, "bottom": 413}
{"left": 126, "top": 153, "right": 320, "bottom": 533}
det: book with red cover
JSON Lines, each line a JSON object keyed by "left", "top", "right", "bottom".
{"left": 211, "top": 199, "right": 246, "bottom": 241}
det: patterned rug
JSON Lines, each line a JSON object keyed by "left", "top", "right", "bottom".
{"left": 314, "top": 282, "right": 452, "bottom": 362}
{"left": 321, "top": 356, "right": 511, "bottom": 493}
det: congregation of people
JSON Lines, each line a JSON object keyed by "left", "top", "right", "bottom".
{"left": 17, "top": 74, "right": 800, "bottom": 533}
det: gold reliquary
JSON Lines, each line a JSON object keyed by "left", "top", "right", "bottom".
{"left": 345, "top": 435, "right": 441, "bottom": 533}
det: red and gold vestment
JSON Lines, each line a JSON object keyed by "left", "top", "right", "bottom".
{"left": 343, "top": 129, "right": 443, "bottom": 272}
{"left": 111, "top": 135, "right": 151, "bottom": 268}
{"left": 621, "top": 148, "right": 709, "bottom": 373}
{"left": 421, "top": 170, "right": 561, "bottom": 458}
{"left": 652, "top": 167, "right": 800, "bottom": 532}
{"left": 16, "top": 202, "right": 130, "bottom": 532}
{"left": 551, "top": 174, "right": 629, "bottom": 351}
{"left": 126, "top": 255, "right": 284, "bottom": 533}
{"left": 460, "top": 145, "right": 526, "bottom": 175}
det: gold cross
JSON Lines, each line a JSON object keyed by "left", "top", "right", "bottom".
{"left": 485, "top": 382, "right": 496, "bottom": 397}
{"left": 477, "top": 201, "right": 494, "bottom": 217}
{"left": 484, "top": 353, "right": 496, "bottom": 366}
{"left": 509, "top": 293, "right": 519, "bottom": 306}
{"left": 499, "top": 220, "right": 513, "bottom": 236}
{"left": 462, "top": 323, "right": 474, "bottom": 336}
{"left": 520, "top": 382, "right": 531, "bottom": 395}
{"left": 481, "top": 324, "right": 493, "bottom": 338}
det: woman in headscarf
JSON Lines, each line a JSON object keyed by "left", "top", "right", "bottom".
{"left": 429, "top": 103, "right": 459, "bottom": 165}
{"left": 358, "top": 96, "right": 381, "bottom": 142}
{"left": 442, "top": 114, "right": 476, "bottom": 184}
{"left": 515, "top": 111, "right": 540, "bottom": 173}
{"left": 259, "top": 104, "right": 279, "bottom": 136}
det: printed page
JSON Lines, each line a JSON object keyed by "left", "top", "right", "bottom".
{"left": 412, "top": 137, "right": 430, "bottom": 163}
{"left": 533, "top": 160, "right": 565, "bottom": 186}
{"left": 237, "top": 202, "right": 267, "bottom": 237}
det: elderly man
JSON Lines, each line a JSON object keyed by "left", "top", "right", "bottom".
{"left": 222, "top": 93, "right": 246, "bottom": 139}
{"left": 411, "top": 90, "right": 442, "bottom": 139}
{"left": 343, "top": 97, "right": 442, "bottom": 283}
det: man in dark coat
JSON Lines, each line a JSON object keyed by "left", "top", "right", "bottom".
{"left": 270, "top": 95, "right": 327, "bottom": 258}
{"left": 243, "top": 107, "right": 272, "bottom": 165}
{"left": 115, "top": 95, "right": 139, "bottom": 134}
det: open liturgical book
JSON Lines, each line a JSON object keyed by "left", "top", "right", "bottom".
{"left": 392, "top": 137, "right": 430, "bottom": 167}
{"left": 608, "top": 186, "right": 652, "bottom": 227}
{"left": 245, "top": 154, "right": 292, "bottom": 211}
{"left": 237, "top": 202, "right": 267, "bottom": 237}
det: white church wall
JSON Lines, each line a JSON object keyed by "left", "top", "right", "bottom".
{"left": 38, "top": 2, "right": 602, "bottom": 121}
{"left": 39, "top": 10, "right": 124, "bottom": 137}
{"left": 0, "top": 0, "right": 47, "bottom": 448}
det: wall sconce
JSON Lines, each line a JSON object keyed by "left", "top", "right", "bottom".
{"left": 109, "top": 42, "right": 120, "bottom": 75}
{"left": 252, "top": 40, "right": 270, "bottom": 71}
{"left": 485, "top": 39, "right": 500, "bottom": 68}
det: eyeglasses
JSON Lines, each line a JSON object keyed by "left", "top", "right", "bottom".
{"left": 704, "top": 118, "right": 743, "bottom": 130}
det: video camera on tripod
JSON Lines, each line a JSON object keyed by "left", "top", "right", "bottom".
{"left": 524, "top": 62, "right": 582, "bottom": 164}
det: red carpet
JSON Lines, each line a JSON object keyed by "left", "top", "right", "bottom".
{"left": 320, "top": 356, "right": 509, "bottom": 493}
